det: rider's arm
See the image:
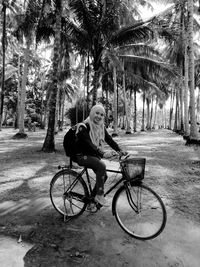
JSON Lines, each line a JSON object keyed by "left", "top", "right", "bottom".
{"left": 104, "top": 128, "right": 121, "bottom": 152}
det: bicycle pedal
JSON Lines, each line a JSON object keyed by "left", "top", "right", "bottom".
{"left": 96, "top": 203, "right": 102, "bottom": 210}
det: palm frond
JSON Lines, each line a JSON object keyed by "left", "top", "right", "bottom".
{"left": 69, "top": 0, "right": 99, "bottom": 33}
{"left": 108, "top": 21, "right": 152, "bottom": 47}
{"left": 120, "top": 54, "right": 177, "bottom": 76}
{"left": 125, "top": 71, "right": 161, "bottom": 93}
{"left": 118, "top": 43, "right": 162, "bottom": 59}
{"left": 66, "top": 19, "right": 90, "bottom": 47}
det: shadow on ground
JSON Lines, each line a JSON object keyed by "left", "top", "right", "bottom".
{"left": 0, "top": 128, "right": 200, "bottom": 266}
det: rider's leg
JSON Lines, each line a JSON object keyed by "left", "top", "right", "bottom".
{"left": 92, "top": 173, "right": 108, "bottom": 197}
{"left": 75, "top": 155, "right": 108, "bottom": 206}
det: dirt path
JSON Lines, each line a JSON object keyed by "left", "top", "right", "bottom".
{"left": 0, "top": 128, "right": 200, "bottom": 267}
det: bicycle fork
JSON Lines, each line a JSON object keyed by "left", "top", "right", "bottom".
{"left": 125, "top": 182, "right": 141, "bottom": 213}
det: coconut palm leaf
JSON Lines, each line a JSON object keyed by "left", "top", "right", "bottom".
{"left": 120, "top": 54, "right": 177, "bottom": 77}
{"left": 108, "top": 21, "right": 152, "bottom": 47}
{"left": 124, "top": 71, "right": 161, "bottom": 92}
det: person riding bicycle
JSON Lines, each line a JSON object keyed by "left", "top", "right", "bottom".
{"left": 74, "top": 104, "right": 127, "bottom": 207}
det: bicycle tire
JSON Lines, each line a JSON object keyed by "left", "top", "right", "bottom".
{"left": 50, "top": 169, "right": 89, "bottom": 218}
{"left": 112, "top": 182, "right": 167, "bottom": 240}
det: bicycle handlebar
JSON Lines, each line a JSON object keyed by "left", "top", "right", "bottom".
{"left": 119, "top": 153, "right": 130, "bottom": 161}
{"left": 105, "top": 151, "right": 130, "bottom": 161}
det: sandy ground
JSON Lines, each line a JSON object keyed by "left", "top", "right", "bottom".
{"left": 0, "top": 128, "right": 200, "bottom": 267}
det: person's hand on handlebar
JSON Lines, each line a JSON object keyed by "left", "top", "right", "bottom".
{"left": 119, "top": 150, "right": 128, "bottom": 157}
{"left": 103, "top": 150, "right": 128, "bottom": 159}
{"left": 103, "top": 151, "right": 118, "bottom": 159}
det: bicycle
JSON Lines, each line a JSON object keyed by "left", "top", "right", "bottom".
{"left": 50, "top": 155, "right": 167, "bottom": 240}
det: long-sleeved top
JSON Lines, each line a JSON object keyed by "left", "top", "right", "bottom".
{"left": 75, "top": 123, "right": 121, "bottom": 158}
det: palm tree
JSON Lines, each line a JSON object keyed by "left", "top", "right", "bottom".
{"left": 67, "top": 0, "right": 152, "bottom": 105}
{"left": 119, "top": 50, "right": 176, "bottom": 129}
{"left": 157, "top": 0, "right": 200, "bottom": 142}
{"left": 187, "top": 0, "right": 199, "bottom": 143}
{"left": 0, "top": 0, "right": 8, "bottom": 130}
{"left": 12, "top": 0, "right": 42, "bottom": 139}
{"left": 183, "top": 25, "right": 190, "bottom": 137}
{"left": 112, "top": 65, "right": 118, "bottom": 136}
{"left": 42, "top": 0, "right": 63, "bottom": 152}
{"left": 0, "top": 0, "right": 19, "bottom": 129}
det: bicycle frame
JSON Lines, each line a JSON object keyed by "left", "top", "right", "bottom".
{"left": 66, "top": 164, "right": 142, "bottom": 213}
{"left": 80, "top": 167, "right": 126, "bottom": 197}
{"left": 104, "top": 169, "right": 124, "bottom": 196}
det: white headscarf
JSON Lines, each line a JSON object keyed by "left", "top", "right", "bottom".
{"left": 84, "top": 104, "right": 105, "bottom": 149}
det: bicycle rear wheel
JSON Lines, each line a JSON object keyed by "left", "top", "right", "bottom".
{"left": 112, "top": 183, "right": 167, "bottom": 240}
{"left": 50, "top": 169, "right": 88, "bottom": 218}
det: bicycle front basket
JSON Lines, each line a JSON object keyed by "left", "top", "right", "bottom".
{"left": 121, "top": 158, "right": 146, "bottom": 180}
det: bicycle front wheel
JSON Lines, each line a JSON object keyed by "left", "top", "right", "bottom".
{"left": 112, "top": 183, "right": 167, "bottom": 240}
{"left": 50, "top": 169, "right": 88, "bottom": 218}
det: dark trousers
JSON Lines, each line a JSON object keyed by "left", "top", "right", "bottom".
{"left": 76, "top": 155, "right": 106, "bottom": 196}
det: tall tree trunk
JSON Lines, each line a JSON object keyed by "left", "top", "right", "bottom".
{"left": 146, "top": 98, "right": 150, "bottom": 130}
{"left": 40, "top": 75, "right": 45, "bottom": 129}
{"left": 92, "top": 69, "right": 99, "bottom": 106}
{"left": 187, "top": 0, "right": 199, "bottom": 142}
{"left": 61, "top": 92, "right": 65, "bottom": 130}
{"left": 153, "top": 97, "right": 158, "bottom": 129}
{"left": 179, "top": 75, "right": 184, "bottom": 134}
{"left": 173, "top": 89, "right": 179, "bottom": 132}
{"left": 112, "top": 66, "right": 118, "bottom": 136}
{"left": 42, "top": 0, "right": 62, "bottom": 152}
{"left": 54, "top": 85, "right": 60, "bottom": 133}
{"left": 105, "top": 86, "right": 109, "bottom": 126}
{"left": 196, "top": 86, "right": 200, "bottom": 129}
{"left": 86, "top": 52, "right": 90, "bottom": 114}
{"left": 183, "top": 33, "right": 190, "bottom": 137}
{"left": 149, "top": 96, "right": 154, "bottom": 129}
{"left": 169, "top": 89, "right": 175, "bottom": 130}
{"left": 13, "top": 39, "right": 30, "bottom": 138}
{"left": 133, "top": 88, "right": 137, "bottom": 132}
{"left": 122, "top": 60, "right": 131, "bottom": 134}
{"left": 0, "top": 0, "right": 7, "bottom": 130}
{"left": 16, "top": 54, "right": 21, "bottom": 129}
{"left": 141, "top": 91, "right": 145, "bottom": 131}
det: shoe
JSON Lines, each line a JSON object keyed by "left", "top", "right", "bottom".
{"left": 95, "top": 195, "right": 110, "bottom": 207}
{"left": 86, "top": 203, "right": 97, "bottom": 213}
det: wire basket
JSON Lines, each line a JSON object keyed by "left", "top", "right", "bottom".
{"left": 120, "top": 158, "right": 146, "bottom": 180}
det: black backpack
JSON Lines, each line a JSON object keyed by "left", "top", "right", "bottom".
{"left": 63, "top": 123, "right": 87, "bottom": 158}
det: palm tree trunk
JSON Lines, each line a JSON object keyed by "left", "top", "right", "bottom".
{"left": 14, "top": 39, "right": 30, "bottom": 138}
{"left": 141, "top": 91, "right": 145, "bottom": 131}
{"left": 133, "top": 88, "right": 137, "bottom": 132}
{"left": 183, "top": 35, "right": 190, "bottom": 137}
{"left": 196, "top": 86, "right": 200, "bottom": 129}
{"left": 112, "top": 66, "right": 118, "bottom": 136}
{"left": 179, "top": 75, "right": 184, "bottom": 134}
{"left": 187, "top": 0, "right": 199, "bottom": 142}
{"left": 169, "top": 89, "right": 175, "bottom": 130}
{"left": 42, "top": 0, "right": 62, "bottom": 152}
{"left": 54, "top": 85, "right": 60, "bottom": 133}
{"left": 92, "top": 69, "right": 99, "bottom": 106}
{"left": 150, "top": 96, "right": 154, "bottom": 129}
{"left": 122, "top": 60, "right": 131, "bottom": 134}
{"left": 61, "top": 92, "right": 65, "bottom": 130}
{"left": 86, "top": 52, "right": 90, "bottom": 114}
{"left": 174, "top": 89, "right": 179, "bottom": 132}
{"left": 0, "top": 0, "right": 7, "bottom": 130}
{"left": 146, "top": 97, "right": 150, "bottom": 130}
{"left": 16, "top": 54, "right": 21, "bottom": 129}
{"left": 153, "top": 97, "right": 158, "bottom": 129}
